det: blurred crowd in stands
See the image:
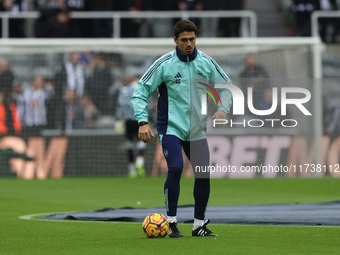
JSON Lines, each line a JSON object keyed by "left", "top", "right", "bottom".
{"left": 0, "top": 0, "right": 338, "bottom": 41}
{"left": 0, "top": 52, "right": 110, "bottom": 135}
{"left": 287, "top": 0, "right": 340, "bottom": 42}
{"left": 0, "top": 0, "right": 245, "bottom": 38}
{"left": 0, "top": 49, "right": 163, "bottom": 135}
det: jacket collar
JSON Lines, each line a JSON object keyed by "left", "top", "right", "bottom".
{"left": 176, "top": 46, "right": 198, "bottom": 62}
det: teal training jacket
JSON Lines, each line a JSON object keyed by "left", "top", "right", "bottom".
{"left": 131, "top": 46, "right": 233, "bottom": 141}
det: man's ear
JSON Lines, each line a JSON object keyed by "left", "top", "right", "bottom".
{"left": 174, "top": 36, "right": 178, "bottom": 44}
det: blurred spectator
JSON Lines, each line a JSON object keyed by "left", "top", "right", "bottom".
{"left": 0, "top": 59, "right": 19, "bottom": 140}
{"left": 55, "top": 88, "right": 85, "bottom": 130}
{"left": 53, "top": 52, "right": 85, "bottom": 130}
{"left": 55, "top": 52, "right": 85, "bottom": 99}
{"left": 150, "top": 0, "right": 177, "bottom": 37}
{"left": 177, "top": 0, "right": 201, "bottom": 24}
{"left": 11, "top": 79, "right": 24, "bottom": 120}
{"left": 239, "top": 54, "right": 271, "bottom": 117}
{"left": 218, "top": 0, "right": 244, "bottom": 37}
{"left": 79, "top": 94, "right": 99, "bottom": 129}
{"left": 64, "top": 0, "right": 88, "bottom": 37}
{"left": 34, "top": 0, "right": 86, "bottom": 38}
{"left": 116, "top": 74, "right": 146, "bottom": 178}
{"left": 116, "top": 74, "right": 135, "bottom": 121}
{"left": 66, "top": 52, "right": 85, "bottom": 98}
{"left": 44, "top": 78, "right": 56, "bottom": 129}
{"left": 79, "top": 51, "right": 94, "bottom": 66}
{"left": 323, "top": 99, "right": 340, "bottom": 137}
{"left": 114, "top": 0, "right": 129, "bottom": 37}
{"left": 35, "top": 3, "right": 73, "bottom": 37}
{"left": 290, "top": 0, "right": 318, "bottom": 36}
{"left": 87, "top": 53, "right": 113, "bottom": 115}
{"left": 21, "top": 75, "right": 54, "bottom": 136}
{"left": 0, "top": 0, "right": 28, "bottom": 38}
{"left": 0, "top": 58, "right": 16, "bottom": 138}
{"left": 177, "top": 0, "right": 199, "bottom": 10}
{"left": 196, "top": 0, "right": 218, "bottom": 37}
{"left": 0, "top": 89, "right": 21, "bottom": 136}
{"left": 123, "top": 0, "right": 152, "bottom": 37}
{"left": 64, "top": 88, "right": 85, "bottom": 130}
{"left": 0, "top": 59, "right": 15, "bottom": 101}
{"left": 87, "top": 0, "right": 114, "bottom": 37}
{"left": 316, "top": 0, "right": 338, "bottom": 42}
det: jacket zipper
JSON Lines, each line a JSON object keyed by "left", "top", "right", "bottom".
{"left": 187, "top": 56, "right": 191, "bottom": 140}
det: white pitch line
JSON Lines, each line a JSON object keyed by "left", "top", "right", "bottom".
{"left": 19, "top": 212, "right": 140, "bottom": 224}
{"left": 19, "top": 212, "right": 54, "bottom": 220}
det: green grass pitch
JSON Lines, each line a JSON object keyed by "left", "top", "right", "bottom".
{"left": 1, "top": 177, "right": 340, "bottom": 255}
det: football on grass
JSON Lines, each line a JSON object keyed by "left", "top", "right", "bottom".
{"left": 142, "top": 213, "right": 169, "bottom": 238}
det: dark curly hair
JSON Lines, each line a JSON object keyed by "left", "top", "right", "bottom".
{"left": 173, "top": 20, "right": 197, "bottom": 38}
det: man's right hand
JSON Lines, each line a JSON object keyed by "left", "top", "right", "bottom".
{"left": 138, "top": 124, "right": 155, "bottom": 143}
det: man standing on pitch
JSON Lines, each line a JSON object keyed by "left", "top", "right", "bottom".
{"left": 131, "top": 20, "right": 232, "bottom": 237}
